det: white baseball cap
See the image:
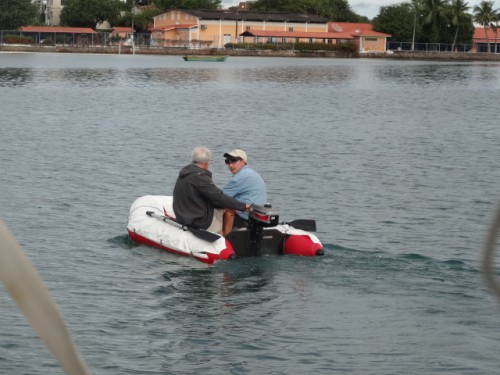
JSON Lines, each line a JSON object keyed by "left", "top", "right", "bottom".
{"left": 223, "top": 149, "right": 247, "bottom": 163}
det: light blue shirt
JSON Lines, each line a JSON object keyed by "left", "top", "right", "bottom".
{"left": 223, "top": 165, "right": 267, "bottom": 219}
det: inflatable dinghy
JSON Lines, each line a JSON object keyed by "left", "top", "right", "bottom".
{"left": 127, "top": 195, "right": 323, "bottom": 264}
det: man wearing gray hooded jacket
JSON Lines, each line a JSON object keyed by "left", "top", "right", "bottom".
{"left": 173, "top": 146, "right": 250, "bottom": 233}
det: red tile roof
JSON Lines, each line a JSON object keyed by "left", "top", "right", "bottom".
{"left": 149, "top": 24, "right": 197, "bottom": 32}
{"left": 354, "top": 29, "right": 391, "bottom": 37}
{"left": 155, "top": 10, "right": 327, "bottom": 24}
{"left": 20, "top": 26, "right": 97, "bottom": 34}
{"left": 473, "top": 27, "right": 500, "bottom": 42}
{"left": 240, "top": 29, "right": 354, "bottom": 40}
{"left": 329, "top": 22, "right": 391, "bottom": 37}
{"left": 112, "top": 27, "right": 134, "bottom": 33}
{"left": 330, "top": 22, "right": 373, "bottom": 32}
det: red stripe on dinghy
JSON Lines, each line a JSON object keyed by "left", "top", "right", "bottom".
{"left": 204, "top": 240, "right": 236, "bottom": 264}
{"left": 219, "top": 241, "right": 236, "bottom": 260}
{"left": 127, "top": 230, "right": 235, "bottom": 265}
{"left": 283, "top": 235, "right": 323, "bottom": 257}
{"left": 128, "top": 230, "right": 192, "bottom": 258}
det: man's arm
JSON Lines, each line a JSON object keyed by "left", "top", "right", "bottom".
{"left": 198, "top": 174, "right": 246, "bottom": 211}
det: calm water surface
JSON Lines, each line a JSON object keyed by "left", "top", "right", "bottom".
{"left": 1, "top": 53, "right": 499, "bottom": 374}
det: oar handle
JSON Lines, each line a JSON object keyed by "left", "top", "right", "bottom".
{"left": 145, "top": 211, "right": 220, "bottom": 242}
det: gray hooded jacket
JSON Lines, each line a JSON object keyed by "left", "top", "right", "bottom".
{"left": 173, "top": 164, "right": 246, "bottom": 229}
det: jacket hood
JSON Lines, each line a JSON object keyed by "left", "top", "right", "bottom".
{"left": 178, "top": 163, "right": 211, "bottom": 178}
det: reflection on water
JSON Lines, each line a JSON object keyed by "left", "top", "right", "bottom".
{"left": 124, "top": 68, "right": 221, "bottom": 87}
{"left": 59, "top": 69, "right": 118, "bottom": 86}
{"left": 1, "top": 57, "right": 499, "bottom": 91}
{"left": 1, "top": 66, "right": 223, "bottom": 89}
{"left": 238, "top": 66, "right": 355, "bottom": 86}
{"left": 374, "top": 62, "right": 500, "bottom": 87}
{"left": 0, "top": 68, "right": 33, "bottom": 87}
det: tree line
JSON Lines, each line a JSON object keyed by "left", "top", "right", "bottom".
{"left": 0, "top": 0, "right": 366, "bottom": 31}
{"left": 1, "top": 0, "right": 499, "bottom": 50}
{"left": 373, "top": 0, "right": 499, "bottom": 49}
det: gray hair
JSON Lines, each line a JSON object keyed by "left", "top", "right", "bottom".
{"left": 192, "top": 146, "right": 212, "bottom": 164}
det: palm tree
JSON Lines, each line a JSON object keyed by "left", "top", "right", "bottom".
{"left": 411, "top": 0, "right": 422, "bottom": 51}
{"left": 493, "top": 9, "right": 500, "bottom": 53}
{"left": 420, "top": 0, "right": 449, "bottom": 44}
{"left": 449, "top": 0, "right": 470, "bottom": 51}
{"left": 473, "top": 0, "right": 496, "bottom": 52}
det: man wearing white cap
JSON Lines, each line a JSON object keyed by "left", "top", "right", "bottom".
{"left": 222, "top": 149, "right": 267, "bottom": 234}
{"left": 173, "top": 146, "right": 250, "bottom": 234}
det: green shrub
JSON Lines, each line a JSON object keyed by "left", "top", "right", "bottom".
{"left": 263, "top": 43, "right": 276, "bottom": 50}
{"left": 225, "top": 41, "right": 356, "bottom": 52}
{"left": 293, "top": 42, "right": 357, "bottom": 52}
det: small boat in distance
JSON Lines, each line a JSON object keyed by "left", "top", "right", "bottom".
{"left": 183, "top": 55, "right": 228, "bottom": 62}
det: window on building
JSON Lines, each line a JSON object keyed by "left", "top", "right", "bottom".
{"left": 289, "top": 27, "right": 293, "bottom": 31}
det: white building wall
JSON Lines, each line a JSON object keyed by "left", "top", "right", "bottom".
{"left": 45, "top": 0, "right": 62, "bottom": 25}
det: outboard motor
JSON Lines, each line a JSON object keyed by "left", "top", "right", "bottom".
{"left": 225, "top": 203, "right": 323, "bottom": 258}
{"left": 248, "top": 204, "right": 279, "bottom": 256}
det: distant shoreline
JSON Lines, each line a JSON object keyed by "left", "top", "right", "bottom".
{"left": 2, "top": 44, "right": 500, "bottom": 62}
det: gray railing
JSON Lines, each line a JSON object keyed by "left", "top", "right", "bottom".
{"left": 387, "top": 41, "right": 500, "bottom": 53}
{"left": 0, "top": 30, "right": 152, "bottom": 47}
{"left": 2, "top": 29, "right": 500, "bottom": 54}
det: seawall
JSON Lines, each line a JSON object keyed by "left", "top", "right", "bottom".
{"left": 0, "top": 44, "right": 355, "bottom": 58}
{"left": 1, "top": 44, "right": 500, "bottom": 62}
{"left": 363, "top": 50, "right": 500, "bottom": 62}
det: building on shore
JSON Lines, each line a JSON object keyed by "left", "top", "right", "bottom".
{"left": 149, "top": 9, "right": 390, "bottom": 53}
{"left": 16, "top": 6, "right": 495, "bottom": 55}
{"left": 18, "top": 26, "right": 98, "bottom": 44}
{"left": 45, "top": 0, "right": 63, "bottom": 26}
{"left": 150, "top": 10, "right": 330, "bottom": 49}
{"left": 329, "top": 23, "right": 391, "bottom": 53}
{"left": 472, "top": 27, "right": 500, "bottom": 53}
{"left": 110, "top": 27, "right": 135, "bottom": 40}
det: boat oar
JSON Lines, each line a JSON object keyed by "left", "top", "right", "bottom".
{"left": 146, "top": 211, "right": 221, "bottom": 243}
{"left": 0, "top": 219, "right": 91, "bottom": 375}
{"left": 284, "top": 219, "right": 316, "bottom": 232}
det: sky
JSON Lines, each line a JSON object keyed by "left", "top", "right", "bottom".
{"left": 221, "top": 0, "right": 496, "bottom": 20}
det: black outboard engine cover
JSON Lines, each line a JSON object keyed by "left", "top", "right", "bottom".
{"left": 225, "top": 204, "right": 285, "bottom": 258}
{"left": 246, "top": 204, "right": 280, "bottom": 257}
